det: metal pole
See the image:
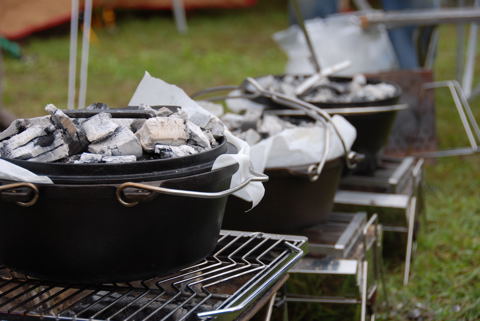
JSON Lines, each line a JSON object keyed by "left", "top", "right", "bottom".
{"left": 78, "top": 0, "right": 93, "bottom": 109}
{"left": 289, "top": 0, "right": 321, "bottom": 73}
{"left": 403, "top": 196, "right": 417, "bottom": 285}
{"left": 0, "top": 49, "right": 3, "bottom": 111}
{"left": 172, "top": 0, "right": 188, "bottom": 34}
{"left": 456, "top": 0, "right": 466, "bottom": 82}
{"left": 360, "top": 8, "right": 480, "bottom": 28}
{"left": 68, "top": 0, "right": 79, "bottom": 109}
{"left": 462, "top": 15, "right": 478, "bottom": 97}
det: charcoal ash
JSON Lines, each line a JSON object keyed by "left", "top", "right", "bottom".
{"left": 186, "top": 121, "right": 211, "bottom": 149}
{"left": 249, "top": 74, "right": 397, "bottom": 103}
{"left": 221, "top": 109, "right": 311, "bottom": 146}
{"left": 197, "top": 100, "right": 224, "bottom": 117}
{"left": 111, "top": 118, "right": 135, "bottom": 130}
{"left": 81, "top": 112, "right": 119, "bottom": 143}
{"left": 236, "top": 128, "right": 262, "bottom": 145}
{"left": 88, "top": 126, "right": 143, "bottom": 157}
{"left": 74, "top": 153, "right": 137, "bottom": 164}
{"left": 0, "top": 103, "right": 225, "bottom": 163}
{"left": 204, "top": 118, "right": 225, "bottom": 139}
{"left": 154, "top": 144, "right": 197, "bottom": 158}
{"left": 135, "top": 117, "right": 189, "bottom": 151}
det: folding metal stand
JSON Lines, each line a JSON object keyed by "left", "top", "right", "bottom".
{"left": 420, "top": 81, "right": 480, "bottom": 158}
{"left": 280, "top": 213, "right": 386, "bottom": 321}
{"left": 334, "top": 157, "right": 424, "bottom": 285}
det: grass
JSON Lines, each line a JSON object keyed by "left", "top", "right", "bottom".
{"left": 2, "top": 1, "right": 480, "bottom": 320}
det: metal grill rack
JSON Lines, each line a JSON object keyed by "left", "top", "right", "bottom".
{"left": 283, "top": 213, "right": 385, "bottom": 321}
{"left": 334, "top": 157, "right": 424, "bottom": 285}
{"left": 0, "top": 230, "right": 307, "bottom": 321}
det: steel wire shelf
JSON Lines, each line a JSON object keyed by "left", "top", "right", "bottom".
{"left": 0, "top": 230, "right": 307, "bottom": 321}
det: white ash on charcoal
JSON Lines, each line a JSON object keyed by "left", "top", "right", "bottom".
{"left": 45, "top": 104, "right": 89, "bottom": 155}
{"left": 186, "top": 121, "right": 211, "bottom": 149}
{"left": 0, "top": 116, "right": 52, "bottom": 141}
{"left": 74, "top": 153, "right": 137, "bottom": 164}
{"left": 88, "top": 126, "right": 143, "bottom": 157}
{"left": 0, "top": 103, "right": 225, "bottom": 163}
{"left": 237, "top": 128, "right": 262, "bottom": 145}
{"left": 135, "top": 117, "right": 188, "bottom": 151}
{"left": 249, "top": 74, "right": 397, "bottom": 103}
{"left": 154, "top": 144, "right": 197, "bottom": 158}
{"left": 81, "top": 113, "right": 119, "bottom": 143}
{"left": 222, "top": 110, "right": 312, "bottom": 146}
{"left": 197, "top": 100, "right": 224, "bottom": 117}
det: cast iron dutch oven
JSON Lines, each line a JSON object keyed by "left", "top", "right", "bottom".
{"left": 3, "top": 137, "right": 230, "bottom": 184}
{"left": 245, "top": 75, "right": 404, "bottom": 174}
{"left": 193, "top": 76, "right": 405, "bottom": 175}
{"left": 0, "top": 144, "right": 267, "bottom": 284}
{"left": 222, "top": 156, "right": 344, "bottom": 234}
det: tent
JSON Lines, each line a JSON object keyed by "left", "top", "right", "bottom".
{"left": 0, "top": 0, "right": 257, "bottom": 40}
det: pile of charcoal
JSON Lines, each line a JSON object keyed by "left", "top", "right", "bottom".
{"left": 252, "top": 74, "right": 397, "bottom": 103}
{"left": 221, "top": 108, "right": 312, "bottom": 146}
{"left": 0, "top": 103, "right": 224, "bottom": 164}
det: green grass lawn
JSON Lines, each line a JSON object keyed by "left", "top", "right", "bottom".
{"left": 2, "top": 1, "right": 480, "bottom": 320}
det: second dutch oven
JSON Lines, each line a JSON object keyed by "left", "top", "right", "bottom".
{"left": 222, "top": 157, "right": 344, "bottom": 234}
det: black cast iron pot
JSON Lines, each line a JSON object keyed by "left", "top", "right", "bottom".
{"left": 0, "top": 164, "right": 239, "bottom": 283}
{"left": 222, "top": 156, "right": 344, "bottom": 234}
{"left": 2, "top": 138, "right": 229, "bottom": 184}
{"left": 0, "top": 145, "right": 267, "bottom": 283}
{"left": 244, "top": 75, "right": 403, "bottom": 175}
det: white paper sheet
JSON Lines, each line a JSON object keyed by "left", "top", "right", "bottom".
{"left": 0, "top": 159, "right": 53, "bottom": 184}
{"left": 129, "top": 72, "right": 265, "bottom": 207}
{"left": 225, "top": 96, "right": 357, "bottom": 170}
{"left": 250, "top": 115, "right": 356, "bottom": 172}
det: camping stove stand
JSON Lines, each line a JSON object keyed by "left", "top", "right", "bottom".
{"left": 334, "top": 157, "right": 425, "bottom": 285}
{"left": 0, "top": 230, "right": 307, "bottom": 321}
{"left": 282, "top": 212, "right": 385, "bottom": 321}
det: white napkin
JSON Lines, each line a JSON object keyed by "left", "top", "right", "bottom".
{"left": 130, "top": 71, "right": 212, "bottom": 128}
{"left": 0, "top": 159, "right": 53, "bottom": 184}
{"left": 247, "top": 115, "right": 356, "bottom": 173}
{"left": 129, "top": 72, "right": 265, "bottom": 207}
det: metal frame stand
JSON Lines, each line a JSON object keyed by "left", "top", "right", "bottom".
{"left": 281, "top": 213, "right": 387, "bottom": 321}
{"left": 420, "top": 81, "right": 480, "bottom": 158}
{"left": 334, "top": 157, "right": 424, "bottom": 285}
{"left": 357, "top": 4, "right": 480, "bottom": 99}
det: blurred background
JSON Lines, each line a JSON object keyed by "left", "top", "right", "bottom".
{"left": 0, "top": 0, "right": 479, "bottom": 320}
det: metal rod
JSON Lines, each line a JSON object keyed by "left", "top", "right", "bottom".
{"left": 67, "top": 0, "right": 79, "bottom": 109}
{"left": 172, "top": 0, "right": 188, "bottom": 34}
{"left": 264, "top": 292, "right": 277, "bottom": 321}
{"left": 448, "top": 82, "right": 478, "bottom": 149}
{"left": 453, "top": 81, "right": 480, "bottom": 140}
{"left": 425, "top": 28, "right": 439, "bottom": 70}
{"left": 360, "top": 8, "right": 480, "bottom": 28}
{"left": 197, "top": 242, "right": 305, "bottom": 318}
{"left": 360, "top": 261, "right": 368, "bottom": 321}
{"left": 403, "top": 196, "right": 417, "bottom": 286}
{"left": 421, "top": 81, "right": 480, "bottom": 157}
{"left": 77, "top": 0, "right": 93, "bottom": 109}
{"left": 456, "top": 0, "right": 466, "bottom": 82}
{"left": 462, "top": 21, "right": 478, "bottom": 98}
{"left": 289, "top": 0, "right": 321, "bottom": 73}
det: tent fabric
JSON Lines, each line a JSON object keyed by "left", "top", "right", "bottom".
{"left": 0, "top": 0, "right": 257, "bottom": 40}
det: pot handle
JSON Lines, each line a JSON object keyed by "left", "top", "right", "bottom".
{"left": 190, "top": 85, "right": 259, "bottom": 102}
{"left": 116, "top": 169, "right": 269, "bottom": 207}
{"left": 0, "top": 182, "right": 39, "bottom": 207}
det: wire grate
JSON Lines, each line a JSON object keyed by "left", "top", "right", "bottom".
{"left": 0, "top": 230, "right": 306, "bottom": 321}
